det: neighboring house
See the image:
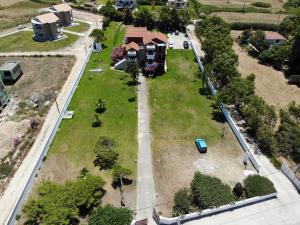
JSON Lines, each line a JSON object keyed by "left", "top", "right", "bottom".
{"left": 115, "top": 0, "right": 136, "bottom": 9}
{"left": 31, "top": 13, "right": 61, "bottom": 41}
{"left": 0, "top": 77, "right": 9, "bottom": 111}
{"left": 122, "top": 27, "right": 168, "bottom": 72}
{"left": 265, "top": 31, "right": 287, "bottom": 45}
{"left": 167, "top": 0, "right": 188, "bottom": 9}
{"left": 0, "top": 61, "right": 23, "bottom": 83}
{"left": 49, "top": 3, "right": 73, "bottom": 27}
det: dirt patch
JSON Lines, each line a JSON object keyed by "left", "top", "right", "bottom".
{"left": 154, "top": 122, "right": 254, "bottom": 216}
{"left": 231, "top": 31, "right": 300, "bottom": 109}
{"left": 212, "top": 12, "right": 286, "bottom": 24}
{"left": 0, "top": 56, "right": 75, "bottom": 193}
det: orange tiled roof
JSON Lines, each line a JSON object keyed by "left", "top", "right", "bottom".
{"left": 126, "top": 27, "right": 167, "bottom": 44}
{"left": 123, "top": 42, "right": 139, "bottom": 51}
{"left": 265, "top": 31, "right": 286, "bottom": 40}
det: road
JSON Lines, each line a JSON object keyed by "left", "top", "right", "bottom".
{"left": 136, "top": 74, "right": 156, "bottom": 224}
{"left": 0, "top": 10, "right": 101, "bottom": 225}
{"left": 184, "top": 24, "right": 300, "bottom": 225}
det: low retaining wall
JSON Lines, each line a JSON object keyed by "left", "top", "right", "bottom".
{"left": 281, "top": 163, "right": 300, "bottom": 191}
{"left": 189, "top": 39, "right": 261, "bottom": 172}
{"left": 159, "top": 192, "right": 277, "bottom": 224}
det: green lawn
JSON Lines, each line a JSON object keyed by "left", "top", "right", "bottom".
{"left": 49, "top": 22, "right": 137, "bottom": 179}
{"left": 148, "top": 50, "right": 221, "bottom": 152}
{"left": 0, "top": 31, "right": 79, "bottom": 52}
{"left": 63, "top": 21, "right": 90, "bottom": 33}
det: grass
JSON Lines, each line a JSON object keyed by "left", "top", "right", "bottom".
{"left": 148, "top": 50, "right": 221, "bottom": 152}
{"left": 0, "top": 1, "right": 49, "bottom": 31}
{"left": 0, "top": 31, "right": 79, "bottom": 52}
{"left": 48, "top": 22, "right": 137, "bottom": 179}
{"left": 63, "top": 21, "right": 91, "bottom": 33}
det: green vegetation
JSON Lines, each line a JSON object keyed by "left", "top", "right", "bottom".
{"left": 64, "top": 21, "right": 90, "bottom": 33}
{"left": 173, "top": 172, "right": 235, "bottom": 215}
{"left": 230, "top": 22, "right": 277, "bottom": 30}
{"left": 251, "top": 2, "right": 272, "bottom": 8}
{"left": 244, "top": 175, "right": 276, "bottom": 198}
{"left": 191, "top": 172, "right": 235, "bottom": 209}
{"left": 49, "top": 22, "right": 137, "bottom": 181}
{"left": 88, "top": 204, "right": 133, "bottom": 225}
{"left": 0, "top": 1, "right": 49, "bottom": 31}
{"left": 0, "top": 162, "right": 13, "bottom": 179}
{"left": 0, "top": 31, "right": 78, "bottom": 52}
{"left": 23, "top": 175, "right": 105, "bottom": 224}
{"left": 148, "top": 49, "right": 221, "bottom": 148}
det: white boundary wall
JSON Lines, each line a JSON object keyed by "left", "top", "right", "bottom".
{"left": 281, "top": 163, "right": 300, "bottom": 191}
{"left": 159, "top": 192, "right": 277, "bottom": 224}
{"left": 189, "top": 38, "right": 261, "bottom": 172}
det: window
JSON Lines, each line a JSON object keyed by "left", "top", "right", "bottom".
{"left": 147, "top": 59, "right": 153, "bottom": 64}
{"left": 147, "top": 50, "right": 154, "bottom": 55}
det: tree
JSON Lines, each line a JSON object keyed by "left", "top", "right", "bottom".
{"left": 244, "top": 175, "right": 276, "bottom": 198}
{"left": 125, "top": 61, "right": 139, "bottom": 84}
{"left": 134, "top": 8, "right": 155, "bottom": 29}
{"left": 157, "top": 6, "right": 173, "bottom": 32}
{"left": 232, "top": 182, "right": 244, "bottom": 199}
{"left": 111, "top": 46, "right": 124, "bottom": 64}
{"left": 112, "top": 165, "right": 132, "bottom": 186}
{"left": 123, "top": 7, "right": 133, "bottom": 25}
{"left": 173, "top": 188, "right": 192, "bottom": 216}
{"left": 288, "top": 26, "right": 300, "bottom": 75}
{"left": 92, "top": 114, "right": 102, "bottom": 127}
{"left": 89, "top": 205, "right": 133, "bottom": 225}
{"left": 191, "top": 172, "right": 235, "bottom": 209}
{"left": 248, "top": 30, "right": 268, "bottom": 52}
{"left": 215, "top": 74, "right": 255, "bottom": 110}
{"left": 100, "top": 1, "right": 117, "bottom": 20}
{"left": 239, "top": 29, "right": 252, "bottom": 46}
{"left": 94, "top": 136, "right": 119, "bottom": 170}
{"left": 95, "top": 98, "right": 106, "bottom": 114}
{"left": 79, "top": 167, "right": 90, "bottom": 178}
{"left": 256, "top": 125, "right": 277, "bottom": 155}
{"left": 90, "top": 29, "right": 105, "bottom": 43}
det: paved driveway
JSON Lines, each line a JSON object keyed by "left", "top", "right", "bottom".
{"left": 167, "top": 32, "right": 189, "bottom": 49}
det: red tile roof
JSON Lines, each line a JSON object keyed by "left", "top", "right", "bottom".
{"left": 265, "top": 31, "right": 286, "bottom": 40}
{"left": 123, "top": 42, "right": 139, "bottom": 51}
{"left": 126, "top": 27, "right": 167, "bottom": 44}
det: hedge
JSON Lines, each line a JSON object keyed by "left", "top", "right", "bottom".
{"left": 244, "top": 175, "right": 276, "bottom": 198}
{"left": 230, "top": 22, "right": 278, "bottom": 31}
{"left": 251, "top": 2, "right": 272, "bottom": 8}
{"left": 191, "top": 172, "right": 235, "bottom": 209}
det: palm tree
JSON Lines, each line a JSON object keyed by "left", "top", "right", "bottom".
{"left": 89, "top": 29, "right": 105, "bottom": 43}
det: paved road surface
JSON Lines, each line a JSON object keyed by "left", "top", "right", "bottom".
{"left": 136, "top": 74, "right": 156, "bottom": 224}
{"left": 184, "top": 24, "right": 300, "bottom": 225}
{"left": 0, "top": 10, "right": 101, "bottom": 225}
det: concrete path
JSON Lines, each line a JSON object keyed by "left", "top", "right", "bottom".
{"left": 184, "top": 24, "right": 300, "bottom": 225}
{"left": 136, "top": 74, "right": 156, "bottom": 224}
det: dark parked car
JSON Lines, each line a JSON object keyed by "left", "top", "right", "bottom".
{"left": 183, "top": 41, "right": 189, "bottom": 49}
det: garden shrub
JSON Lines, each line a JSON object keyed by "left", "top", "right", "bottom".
{"left": 173, "top": 188, "right": 192, "bottom": 216}
{"left": 251, "top": 2, "right": 272, "bottom": 8}
{"left": 0, "top": 162, "right": 13, "bottom": 179}
{"left": 244, "top": 175, "right": 276, "bottom": 198}
{"left": 191, "top": 172, "right": 235, "bottom": 209}
{"left": 230, "top": 22, "right": 277, "bottom": 31}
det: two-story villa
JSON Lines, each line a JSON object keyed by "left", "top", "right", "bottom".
{"left": 49, "top": 3, "right": 73, "bottom": 27}
{"left": 122, "top": 27, "right": 168, "bottom": 72}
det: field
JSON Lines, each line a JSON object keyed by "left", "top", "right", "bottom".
{"left": 0, "top": 56, "right": 75, "bottom": 192}
{"left": 31, "top": 22, "right": 137, "bottom": 210}
{"left": 200, "top": 0, "right": 286, "bottom": 12}
{"left": 0, "top": 1, "right": 49, "bottom": 31}
{"left": 0, "top": 31, "right": 79, "bottom": 52}
{"left": 148, "top": 50, "right": 253, "bottom": 216}
{"left": 231, "top": 30, "right": 300, "bottom": 109}
{"left": 63, "top": 21, "right": 90, "bottom": 33}
{"left": 212, "top": 11, "right": 286, "bottom": 24}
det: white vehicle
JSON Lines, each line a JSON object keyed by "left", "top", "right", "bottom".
{"left": 169, "top": 41, "right": 174, "bottom": 49}
{"left": 18, "top": 25, "right": 26, "bottom": 30}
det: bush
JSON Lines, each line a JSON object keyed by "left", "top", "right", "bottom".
{"left": 191, "top": 172, "right": 235, "bottom": 209}
{"left": 251, "top": 2, "right": 272, "bottom": 8}
{"left": 0, "top": 162, "right": 13, "bottom": 179}
{"left": 232, "top": 182, "right": 244, "bottom": 199}
{"left": 173, "top": 188, "right": 192, "bottom": 216}
{"left": 230, "top": 22, "right": 277, "bottom": 31}
{"left": 244, "top": 175, "right": 276, "bottom": 198}
{"left": 269, "top": 156, "right": 282, "bottom": 169}
{"left": 92, "top": 114, "right": 102, "bottom": 127}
